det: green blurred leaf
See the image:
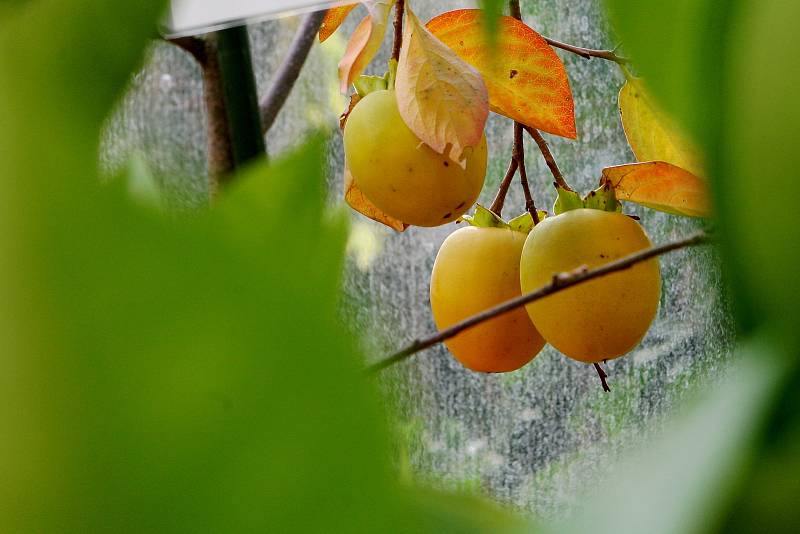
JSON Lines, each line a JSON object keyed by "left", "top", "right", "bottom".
{"left": 479, "top": 0, "right": 504, "bottom": 50}
{"left": 721, "top": 359, "right": 800, "bottom": 531}
{"left": 602, "top": 0, "right": 796, "bottom": 339}
{"left": 548, "top": 337, "right": 784, "bottom": 534}
{"left": 403, "top": 487, "right": 534, "bottom": 533}
{"left": 0, "top": 1, "right": 536, "bottom": 532}
{"left": 720, "top": 0, "right": 800, "bottom": 350}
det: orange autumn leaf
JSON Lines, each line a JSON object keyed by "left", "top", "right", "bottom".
{"left": 396, "top": 7, "right": 489, "bottom": 163}
{"left": 319, "top": 4, "right": 358, "bottom": 42}
{"left": 602, "top": 162, "right": 711, "bottom": 217}
{"left": 338, "top": 0, "right": 396, "bottom": 93}
{"left": 345, "top": 167, "right": 409, "bottom": 232}
{"left": 427, "top": 9, "right": 576, "bottom": 139}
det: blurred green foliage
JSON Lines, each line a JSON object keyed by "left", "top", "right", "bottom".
{"left": 0, "top": 0, "right": 531, "bottom": 531}
{"left": 548, "top": 0, "right": 800, "bottom": 532}
{"left": 2, "top": 0, "right": 798, "bottom": 531}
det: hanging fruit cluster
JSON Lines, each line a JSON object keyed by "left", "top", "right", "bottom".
{"left": 323, "top": 1, "right": 710, "bottom": 385}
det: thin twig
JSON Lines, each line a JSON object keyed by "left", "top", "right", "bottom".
{"left": 593, "top": 363, "right": 611, "bottom": 392}
{"left": 365, "top": 231, "right": 712, "bottom": 375}
{"left": 260, "top": 10, "right": 327, "bottom": 135}
{"left": 489, "top": 159, "right": 518, "bottom": 216}
{"left": 392, "top": 0, "right": 406, "bottom": 61}
{"left": 544, "top": 37, "right": 628, "bottom": 65}
{"left": 524, "top": 126, "right": 572, "bottom": 192}
{"left": 514, "top": 123, "right": 539, "bottom": 224}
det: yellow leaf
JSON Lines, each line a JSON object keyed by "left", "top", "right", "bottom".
{"left": 602, "top": 162, "right": 711, "bottom": 217}
{"left": 344, "top": 167, "right": 409, "bottom": 232}
{"left": 319, "top": 4, "right": 358, "bottom": 43}
{"left": 427, "top": 9, "right": 576, "bottom": 139}
{"left": 338, "top": 1, "right": 396, "bottom": 93}
{"left": 395, "top": 7, "right": 489, "bottom": 163}
{"left": 619, "top": 76, "right": 705, "bottom": 177}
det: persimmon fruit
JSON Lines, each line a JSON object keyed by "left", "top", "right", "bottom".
{"left": 343, "top": 89, "right": 487, "bottom": 227}
{"left": 519, "top": 209, "right": 660, "bottom": 363}
{"left": 431, "top": 225, "right": 545, "bottom": 372}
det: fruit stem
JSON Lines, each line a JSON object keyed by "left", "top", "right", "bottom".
{"left": 524, "top": 125, "right": 574, "bottom": 192}
{"left": 489, "top": 158, "right": 518, "bottom": 216}
{"left": 487, "top": 1, "right": 531, "bottom": 218}
{"left": 515, "top": 123, "right": 540, "bottom": 224}
{"left": 391, "top": 0, "right": 405, "bottom": 62}
{"left": 593, "top": 363, "right": 611, "bottom": 392}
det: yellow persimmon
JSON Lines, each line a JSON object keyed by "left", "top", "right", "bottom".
{"left": 344, "top": 90, "right": 487, "bottom": 227}
{"left": 520, "top": 209, "right": 660, "bottom": 363}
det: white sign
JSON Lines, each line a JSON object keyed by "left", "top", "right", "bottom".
{"left": 165, "top": 0, "right": 344, "bottom": 37}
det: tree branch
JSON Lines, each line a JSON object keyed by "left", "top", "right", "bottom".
{"left": 166, "top": 35, "right": 235, "bottom": 198}
{"left": 524, "top": 126, "right": 572, "bottom": 192}
{"left": 365, "top": 231, "right": 712, "bottom": 375}
{"left": 392, "top": 0, "right": 406, "bottom": 62}
{"left": 167, "top": 36, "right": 207, "bottom": 65}
{"left": 260, "top": 9, "right": 327, "bottom": 136}
{"left": 544, "top": 37, "right": 628, "bottom": 65}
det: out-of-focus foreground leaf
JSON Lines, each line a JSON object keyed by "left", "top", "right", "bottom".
{"left": 720, "top": 0, "right": 800, "bottom": 347}
{"left": 0, "top": 1, "right": 534, "bottom": 532}
{"left": 550, "top": 338, "right": 785, "bottom": 534}
{"left": 477, "top": 0, "right": 504, "bottom": 50}
{"left": 606, "top": 0, "right": 799, "bottom": 349}
{"left": 599, "top": 0, "right": 800, "bottom": 531}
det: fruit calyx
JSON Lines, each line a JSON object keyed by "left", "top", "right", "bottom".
{"left": 459, "top": 205, "right": 547, "bottom": 234}
{"left": 553, "top": 182, "right": 622, "bottom": 215}
{"left": 353, "top": 60, "right": 399, "bottom": 97}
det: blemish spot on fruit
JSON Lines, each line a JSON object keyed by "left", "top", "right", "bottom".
{"left": 407, "top": 167, "right": 413, "bottom": 173}
{"left": 456, "top": 201, "right": 466, "bottom": 209}
{"left": 443, "top": 161, "right": 449, "bottom": 167}
{"left": 510, "top": 69, "right": 518, "bottom": 79}
{"left": 443, "top": 212, "right": 452, "bottom": 219}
